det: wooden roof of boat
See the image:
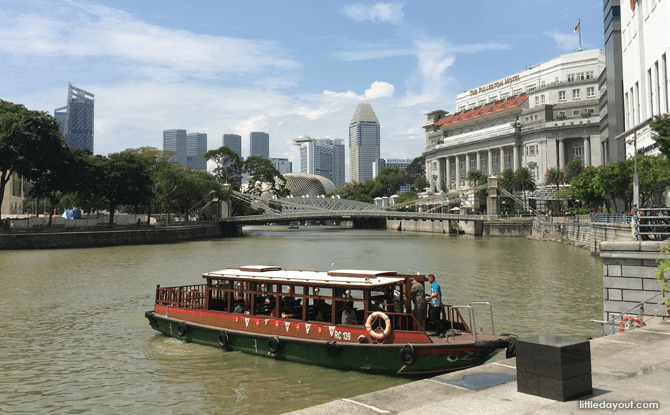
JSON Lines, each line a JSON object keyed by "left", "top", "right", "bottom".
{"left": 203, "top": 266, "right": 408, "bottom": 288}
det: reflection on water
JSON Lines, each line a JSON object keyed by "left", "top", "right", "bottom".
{"left": 0, "top": 227, "right": 602, "bottom": 414}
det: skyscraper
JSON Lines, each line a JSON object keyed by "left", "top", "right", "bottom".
{"left": 54, "top": 83, "right": 94, "bottom": 152}
{"left": 349, "top": 103, "right": 380, "bottom": 182}
{"left": 186, "top": 132, "right": 207, "bottom": 170}
{"left": 223, "top": 134, "right": 242, "bottom": 159}
{"left": 293, "top": 136, "right": 345, "bottom": 188}
{"left": 250, "top": 132, "right": 270, "bottom": 158}
{"left": 270, "top": 158, "right": 292, "bottom": 175}
{"left": 163, "top": 129, "right": 188, "bottom": 164}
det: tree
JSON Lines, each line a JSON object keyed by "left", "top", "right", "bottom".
{"left": 569, "top": 165, "right": 601, "bottom": 206}
{"left": 405, "top": 156, "right": 425, "bottom": 188}
{"left": 414, "top": 176, "right": 429, "bottom": 192}
{"left": 125, "top": 147, "right": 178, "bottom": 224}
{"left": 498, "top": 169, "right": 516, "bottom": 193}
{"left": 466, "top": 170, "right": 489, "bottom": 201}
{"left": 0, "top": 100, "right": 70, "bottom": 220}
{"left": 565, "top": 160, "right": 583, "bottom": 183}
{"left": 545, "top": 168, "right": 566, "bottom": 190}
{"left": 514, "top": 167, "right": 536, "bottom": 208}
{"left": 370, "top": 167, "right": 406, "bottom": 198}
{"left": 243, "top": 156, "right": 288, "bottom": 197}
{"left": 205, "top": 146, "right": 244, "bottom": 190}
{"left": 335, "top": 180, "right": 375, "bottom": 203}
{"left": 171, "top": 168, "right": 221, "bottom": 221}
{"left": 651, "top": 113, "right": 670, "bottom": 157}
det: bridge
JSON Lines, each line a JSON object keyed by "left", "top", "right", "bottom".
{"left": 220, "top": 190, "right": 493, "bottom": 235}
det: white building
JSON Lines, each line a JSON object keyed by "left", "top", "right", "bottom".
{"left": 424, "top": 49, "right": 606, "bottom": 193}
{"left": 293, "top": 136, "right": 345, "bottom": 187}
{"left": 618, "top": 0, "right": 670, "bottom": 158}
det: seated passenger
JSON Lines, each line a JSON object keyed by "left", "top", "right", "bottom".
{"left": 341, "top": 301, "right": 357, "bottom": 325}
{"left": 233, "top": 300, "right": 249, "bottom": 314}
{"left": 281, "top": 302, "right": 296, "bottom": 319}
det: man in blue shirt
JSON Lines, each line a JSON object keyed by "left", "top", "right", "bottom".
{"left": 425, "top": 274, "right": 445, "bottom": 338}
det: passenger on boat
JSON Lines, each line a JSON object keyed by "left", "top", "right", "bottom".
{"left": 234, "top": 300, "right": 249, "bottom": 314}
{"left": 280, "top": 302, "right": 296, "bottom": 319}
{"left": 313, "top": 299, "right": 327, "bottom": 321}
{"left": 409, "top": 277, "right": 427, "bottom": 330}
{"left": 341, "top": 301, "right": 357, "bottom": 325}
{"left": 425, "top": 274, "right": 445, "bottom": 337}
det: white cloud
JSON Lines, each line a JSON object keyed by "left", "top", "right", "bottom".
{"left": 545, "top": 31, "right": 580, "bottom": 52}
{"left": 0, "top": 2, "right": 301, "bottom": 82}
{"left": 399, "top": 40, "right": 456, "bottom": 107}
{"left": 342, "top": 3, "right": 404, "bottom": 24}
{"left": 323, "top": 81, "right": 395, "bottom": 100}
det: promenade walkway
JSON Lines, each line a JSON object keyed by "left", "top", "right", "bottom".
{"left": 286, "top": 319, "right": 670, "bottom": 414}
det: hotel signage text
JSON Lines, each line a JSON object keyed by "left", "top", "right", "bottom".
{"left": 469, "top": 75, "right": 521, "bottom": 96}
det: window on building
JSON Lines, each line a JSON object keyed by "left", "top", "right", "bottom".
{"left": 529, "top": 145, "right": 536, "bottom": 156}
{"left": 649, "top": 68, "right": 654, "bottom": 118}
{"left": 541, "top": 81, "right": 546, "bottom": 87}
{"left": 490, "top": 96, "right": 497, "bottom": 102}
{"left": 535, "top": 96, "right": 540, "bottom": 106}
{"left": 525, "top": 116, "right": 529, "bottom": 122}
{"left": 587, "top": 108, "right": 595, "bottom": 115}
{"left": 559, "top": 90, "right": 566, "bottom": 101}
{"left": 458, "top": 106, "right": 466, "bottom": 112}
{"left": 587, "top": 87, "right": 595, "bottom": 98}
{"left": 470, "top": 158, "right": 475, "bottom": 170}
{"left": 534, "top": 114, "right": 538, "bottom": 120}
{"left": 527, "top": 85, "right": 536, "bottom": 92}
{"left": 573, "top": 89, "right": 580, "bottom": 99}
{"left": 573, "top": 110, "right": 580, "bottom": 116}
{"left": 501, "top": 93, "right": 509, "bottom": 100}
{"left": 555, "top": 76, "right": 559, "bottom": 83}
{"left": 513, "top": 89, "right": 522, "bottom": 96}
{"left": 558, "top": 111, "right": 567, "bottom": 119}
{"left": 541, "top": 94, "right": 545, "bottom": 104}
{"left": 568, "top": 74, "right": 575, "bottom": 82}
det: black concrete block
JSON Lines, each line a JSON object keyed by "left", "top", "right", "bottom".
{"left": 516, "top": 335, "right": 591, "bottom": 380}
{"left": 538, "top": 373, "right": 592, "bottom": 401}
{"left": 516, "top": 370, "right": 539, "bottom": 396}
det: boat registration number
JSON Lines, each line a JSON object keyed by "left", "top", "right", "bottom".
{"left": 333, "top": 330, "right": 351, "bottom": 341}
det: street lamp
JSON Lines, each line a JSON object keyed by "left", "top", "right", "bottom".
{"left": 655, "top": 184, "right": 664, "bottom": 206}
{"left": 626, "top": 132, "right": 639, "bottom": 209}
{"left": 624, "top": 190, "right": 632, "bottom": 213}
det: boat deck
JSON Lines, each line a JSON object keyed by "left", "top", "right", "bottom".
{"left": 426, "top": 332, "right": 500, "bottom": 345}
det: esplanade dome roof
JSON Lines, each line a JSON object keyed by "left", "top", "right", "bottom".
{"left": 283, "top": 173, "right": 336, "bottom": 197}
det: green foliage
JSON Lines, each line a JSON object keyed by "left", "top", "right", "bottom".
{"left": 334, "top": 180, "right": 375, "bottom": 203}
{"left": 545, "top": 167, "right": 566, "bottom": 190}
{"left": 565, "top": 160, "right": 583, "bottom": 183}
{"left": 0, "top": 100, "right": 70, "bottom": 219}
{"left": 405, "top": 156, "right": 425, "bottom": 186}
{"left": 370, "top": 167, "right": 406, "bottom": 198}
{"left": 243, "top": 156, "right": 288, "bottom": 197}
{"left": 172, "top": 168, "right": 221, "bottom": 220}
{"left": 514, "top": 167, "right": 536, "bottom": 207}
{"left": 655, "top": 244, "right": 670, "bottom": 316}
{"left": 498, "top": 169, "right": 516, "bottom": 193}
{"left": 651, "top": 113, "right": 670, "bottom": 158}
{"left": 414, "top": 176, "right": 429, "bottom": 192}
{"left": 205, "top": 146, "right": 243, "bottom": 190}
{"left": 466, "top": 170, "right": 488, "bottom": 200}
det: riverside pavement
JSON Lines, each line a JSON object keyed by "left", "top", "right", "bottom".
{"left": 286, "top": 319, "right": 670, "bottom": 414}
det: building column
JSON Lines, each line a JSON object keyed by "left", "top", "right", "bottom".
{"left": 488, "top": 149, "right": 493, "bottom": 175}
{"left": 559, "top": 140, "right": 565, "bottom": 169}
{"left": 436, "top": 158, "right": 443, "bottom": 192}
{"left": 513, "top": 144, "right": 519, "bottom": 172}
{"left": 465, "top": 153, "right": 471, "bottom": 179}
{"left": 583, "top": 137, "right": 591, "bottom": 167}
{"left": 455, "top": 155, "right": 461, "bottom": 189}
{"left": 476, "top": 152, "right": 482, "bottom": 172}
{"left": 445, "top": 157, "right": 451, "bottom": 190}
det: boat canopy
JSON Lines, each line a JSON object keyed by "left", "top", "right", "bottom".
{"left": 203, "top": 267, "right": 406, "bottom": 288}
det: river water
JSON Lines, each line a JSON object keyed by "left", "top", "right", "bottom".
{"left": 0, "top": 227, "right": 603, "bottom": 414}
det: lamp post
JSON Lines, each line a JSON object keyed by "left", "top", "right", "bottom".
{"left": 655, "top": 184, "right": 664, "bottom": 206}
{"left": 624, "top": 190, "right": 632, "bottom": 213}
{"left": 626, "top": 132, "right": 639, "bottom": 209}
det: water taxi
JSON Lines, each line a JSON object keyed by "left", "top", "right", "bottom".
{"left": 145, "top": 266, "right": 516, "bottom": 376}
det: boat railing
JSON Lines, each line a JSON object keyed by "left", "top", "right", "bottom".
{"left": 156, "top": 284, "right": 207, "bottom": 310}
{"left": 448, "top": 302, "right": 496, "bottom": 341}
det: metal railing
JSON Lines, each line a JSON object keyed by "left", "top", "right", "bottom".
{"left": 449, "top": 302, "right": 495, "bottom": 341}
{"left": 591, "top": 292, "right": 666, "bottom": 336}
{"left": 592, "top": 213, "right": 632, "bottom": 223}
{"left": 633, "top": 206, "right": 670, "bottom": 241}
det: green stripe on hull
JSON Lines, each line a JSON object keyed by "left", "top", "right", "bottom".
{"left": 149, "top": 316, "right": 502, "bottom": 376}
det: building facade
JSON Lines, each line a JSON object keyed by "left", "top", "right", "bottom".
{"left": 186, "top": 132, "right": 207, "bottom": 170}
{"left": 349, "top": 104, "right": 380, "bottom": 183}
{"left": 54, "top": 83, "right": 94, "bottom": 152}
{"left": 270, "top": 158, "right": 292, "bottom": 175}
{"left": 250, "top": 132, "right": 270, "bottom": 158}
{"left": 223, "top": 134, "right": 242, "bottom": 159}
{"left": 163, "top": 129, "right": 188, "bottom": 164}
{"left": 293, "top": 136, "right": 345, "bottom": 188}
{"left": 424, "top": 49, "right": 606, "bottom": 192}
{"left": 1, "top": 172, "right": 25, "bottom": 216}
{"left": 618, "top": 0, "right": 670, "bottom": 158}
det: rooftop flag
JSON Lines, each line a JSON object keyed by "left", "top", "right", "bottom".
{"left": 574, "top": 19, "right": 580, "bottom": 33}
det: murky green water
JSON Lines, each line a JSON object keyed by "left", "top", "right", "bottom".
{"left": 0, "top": 227, "right": 603, "bottom": 414}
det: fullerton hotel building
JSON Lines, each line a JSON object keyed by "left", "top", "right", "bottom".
{"left": 423, "top": 48, "right": 606, "bottom": 193}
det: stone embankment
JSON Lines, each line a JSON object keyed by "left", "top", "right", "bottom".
{"left": 286, "top": 319, "right": 670, "bottom": 415}
{"left": 529, "top": 220, "right": 632, "bottom": 253}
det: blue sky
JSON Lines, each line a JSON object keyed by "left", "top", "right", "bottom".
{"left": 0, "top": 0, "right": 604, "bottom": 175}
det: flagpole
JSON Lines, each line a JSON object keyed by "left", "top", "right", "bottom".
{"left": 578, "top": 19, "right": 582, "bottom": 52}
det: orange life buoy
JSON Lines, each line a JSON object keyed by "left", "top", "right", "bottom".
{"left": 365, "top": 311, "right": 392, "bottom": 341}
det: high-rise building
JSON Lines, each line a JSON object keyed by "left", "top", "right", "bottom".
{"left": 186, "top": 132, "right": 207, "bottom": 170}
{"left": 293, "top": 136, "right": 345, "bottom": 188}
{"left": 250, "top": 132, "right": 270, "bottom": 158}
{"left": 223, "top": 134, "right": 242, "bottom": 159}
{"left": 163, "top": 129, "right": 188, "bottom": 164}
{"left": 270, "top": 158, "right": 292, "bottom": 175}
{"left": 54, "top": 83, "right": 94, "bottom": 152}
{"left": 349, "top": 104, "right": 380, "bottom": 182}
